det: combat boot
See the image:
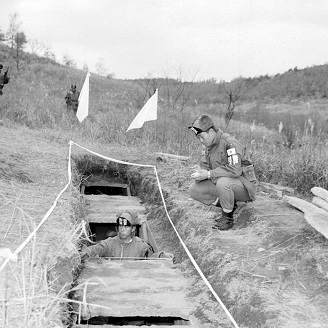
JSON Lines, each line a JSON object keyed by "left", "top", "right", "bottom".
{"left": 212, "top": 208, "right": 235, "bottom": 231}
{"left": 214, "top": 200, "right": 237, "bottom": 211}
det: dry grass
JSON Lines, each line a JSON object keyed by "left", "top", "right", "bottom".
{"left": 0, "top": 126, "right": 84, "bottom": 328}
{"left": 262, "top": 290, "right": 328, "bottom": 328}
{"left": 0, "top": 52, "right": 328, "bottom": 327}
{"left": 1, "top": 60, "right": 328, "bottom": 195}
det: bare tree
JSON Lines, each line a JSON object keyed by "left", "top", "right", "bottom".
{"left": 82, "top": 63, "right": 89, "bottom": 71}
{"left": 6, "top": 13, "right": 22, "bottom": 51}
{"left": 163, "top": 64, "right": 199, "bottom": 112}
{"left": 44, "top": 46, "right": 56, "bottom": 60}
{"left": 62, "top": 54, "right": 77, "bottom": 68}
{"left": 95, "top": 57, "right": 107, "bottom": 76}
{"left": 28, "top": 38, "right": 45, "bottom": 55}
{"left": 222, "top": 77, "right": 253, "bottom": 128}
{"left": 14, "top": 32, "right": 27, "bottom": 70}
{"left": 134, "top": 73, "right": 159, "bottom": 109}
{"left": 106, "top": 72, "right": 115, "bottom": 80}
{"left": 0, "top": 27, "right": 5, "bottom": 42}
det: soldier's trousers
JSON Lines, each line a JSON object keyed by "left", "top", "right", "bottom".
{"left": 188, "top": 177, "right": 252, "bottom": 212}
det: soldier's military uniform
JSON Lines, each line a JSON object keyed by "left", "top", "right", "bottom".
{"left": 65, "top": 84, "right": 80, "bottom": 113}
{"left": 81, "top": 212, "right": 174, "bottom": 260}
{"left": 0, "top": 64, "right": 9, "bottom": 96}
{"left": 188, "top": 114, "right": 257, "bottom": 230}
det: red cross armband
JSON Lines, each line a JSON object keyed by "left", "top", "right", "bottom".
{"left": 227, "top": 146, "right": 239, "bottom": 166}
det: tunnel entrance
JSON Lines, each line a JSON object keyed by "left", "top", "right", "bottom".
{"left": 78, "top": 315, "right": 190, "bottom": 326}
{"left": 82, "top": 183, "right": 130, "bottom": 196}
{"left": 70, "top": 156, "right": 193, "bottom": 327}
{"left": 80, "top": 166, "right": 132, "bottom": 241}
{"left": 81, "top": 177, "right": 132, "bottom": 241}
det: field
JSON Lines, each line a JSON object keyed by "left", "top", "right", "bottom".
{"left": 1, "top": 45, "right": 328, "bottom": 327}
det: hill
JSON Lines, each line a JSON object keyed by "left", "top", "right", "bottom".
{"left": 1, "top": 43, "right": 328, "bottom": 328}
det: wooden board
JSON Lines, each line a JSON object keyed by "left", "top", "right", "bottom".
{"left": 283, "top": 195, "right": 328, "bottom": 239}
{"left": 156, "top": 152, "right": 191, "bottom": 161}
{"left": 83, "top": 195, "right": 146, "bottom": 223}
{"left": 73, "top": 258, "right": 195, "bottom": 320}
{"left": 311, "top": 187, "right": 328, "bottom": 203}
{"left": 312, "top": 196, "right": 328, "bottom": 213}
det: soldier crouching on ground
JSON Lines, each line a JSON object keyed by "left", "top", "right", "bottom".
{"left": 0, "top": 64, "right": 10, "bottom": 96}
{"left": 188, "top": 114, "right": 257, "bottom": 231}
{"left": 81, "top": 212, "right": 174, "bottom": 260}
{"left": 65, "top": 84, "right": 80, "bottom": 113}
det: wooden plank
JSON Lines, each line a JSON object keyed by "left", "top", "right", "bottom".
{"left": 312, "top": 196, "right": 328, "bottom": 213}
{"left": 283, "top": 195, "right": 328, "bottom": 239}
{"left": 75, "top": 324, "right": 193, "bottom": 328}
{"left": 84, "top": 181, "right": 129, "bottom": 189}
{"left": 73, "top": 259, "right": 195, "bottom": 320}
{"left": 75, "top": 323, "right": 193, "bottom": 328}
{"left": 311, "top": 187, "right": 328, "bottom": 203}
{"left": 156, "top": 152, "right": 191, "bottom": 161}
{"left": 83, "top": 195, "right": 146, "bottom": 223}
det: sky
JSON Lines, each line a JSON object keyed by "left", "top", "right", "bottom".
{"left": 1, "top": 0, "right": 328, "bottom": 82}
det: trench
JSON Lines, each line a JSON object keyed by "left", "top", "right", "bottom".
{"left": 50, "top": 155, "right": 267, "bottom": 328}
{"left": 67, "top": 155, "right": 196, "bottom": 327}
{"left": 55, "top": 154, "right": 264, "bottom": 328}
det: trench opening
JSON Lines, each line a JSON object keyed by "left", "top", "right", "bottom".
{"left": 79, "top": 316, "right": 190, "bottom": 326}
{"left": 69, "top": 156, "right": 191, "bottom": 326}
{"left": 83, "top": 184, "right": 129, "bottom": 196}
{"left": 82, "top": 182, "right": 132, "bottom": 241}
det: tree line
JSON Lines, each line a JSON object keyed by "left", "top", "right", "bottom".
{"left": 0, "top": 13, "right": 115, "bottom": 77}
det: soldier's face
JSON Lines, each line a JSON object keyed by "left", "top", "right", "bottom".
{"left": 197, "top": 129, "right": 215, "bottom": 147}
{"left": 118, "top": 225, "right": 134, "bottom": 239}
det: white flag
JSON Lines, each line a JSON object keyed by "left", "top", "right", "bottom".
{"left": 76, "top": 71, "right": 90, "bottom": 122}
{"left": 126, "top": 89, "right": 158, "bottom": 132}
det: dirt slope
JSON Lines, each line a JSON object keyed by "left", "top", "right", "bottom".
{"left": 151, "top": 156, "right": 328, "bottom": 328}
{"left": 1, "top": 124, "right": 328, "bottom": 328}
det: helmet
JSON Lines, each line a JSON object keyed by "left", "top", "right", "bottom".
{"left": 0, "top": 64, "right": 3, "bottom": 70}
{"left": 188, "top": 114, "right": 215, "bottom": 136}
{"left": 70, "top": 84, "right": 76, "bottom": 90}
{"left": 116, "top": 212, "right": 139, "bottom": 226}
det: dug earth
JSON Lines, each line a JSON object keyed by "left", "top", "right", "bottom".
{"left": 148, "top": 158, "right": 328, "bottom": 328}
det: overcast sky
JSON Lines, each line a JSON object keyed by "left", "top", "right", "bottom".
{"left": 1, "top": 0, "right": 328, "bottom": 81}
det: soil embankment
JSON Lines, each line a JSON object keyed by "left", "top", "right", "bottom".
{"left": 1, "top": 125, "right": 328, "bottom": 328}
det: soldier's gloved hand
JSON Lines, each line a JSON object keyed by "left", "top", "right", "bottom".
{"left": 80, "top": 251, "right": 89, "bottom": 261}
{"left": 80, "top": 246, "right": 90, "bottom": 261}
{"left": 159, "top": 252, "right": 174, "bottom": 259}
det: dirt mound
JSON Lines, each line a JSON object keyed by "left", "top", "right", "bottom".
{"left": 151, "top": 157, "right": 328, "bottom": 328}
{"left": 1, "top": 125, "right": 328, "bottom": 328}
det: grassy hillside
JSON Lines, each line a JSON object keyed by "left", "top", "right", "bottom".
{"left": 1, "top": 44, "right": 328, "bottom": 328}
{"left": 0, "top": 43, "right": 327, "bottom": 195}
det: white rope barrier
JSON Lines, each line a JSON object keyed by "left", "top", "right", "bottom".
{"left": 1, "top": 140, "right": 240, "bottom": 328}
{"left": 70, "top": 141, "right": 240, "bottom": 328}
{"left": 0, "top": 142, "right": 73, "bottom": 273}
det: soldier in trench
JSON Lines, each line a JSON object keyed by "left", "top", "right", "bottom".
{"left": 188, "top": 114, "right": 257, "bottom": 230}
{"left": 80, "top": 211, "right": 174, "bottom": 260}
